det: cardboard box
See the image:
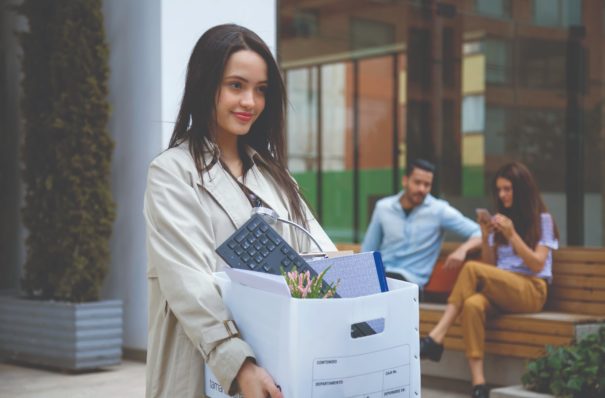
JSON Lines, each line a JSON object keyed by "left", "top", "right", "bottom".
{"left": 205, "top": 274, "right": 420, "bottom": 398}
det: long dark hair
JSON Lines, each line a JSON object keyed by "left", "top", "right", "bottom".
{"left": 169, "top": 24, "right": 307, "bottom": 225}
{"left": 492, "top": 162, "right": 559, "bottom": 248}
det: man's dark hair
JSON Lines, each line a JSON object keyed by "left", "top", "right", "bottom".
{"left": 406, "top": 159, "right": 436, "bottom": 176}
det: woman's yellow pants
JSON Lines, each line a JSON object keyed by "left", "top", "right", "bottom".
{"left": 447, "top": 261, "right": 547, "bottom": 359}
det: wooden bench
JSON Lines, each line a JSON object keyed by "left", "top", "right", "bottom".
{"left": 420, "top": 245, "right": 605, "bottom": 359}
{"left": 335, "top": 243, "right": 605, "bottom": 383}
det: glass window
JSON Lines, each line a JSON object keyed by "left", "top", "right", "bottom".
{"left": 287, "top": 67, "right": 319, "bottom": 210}
{"left": 462, "top": 95, "right": 485, "bottom": 133}
{"left": 534, "top": 0, "right": 582, "bottom": 27}
{"left": 320, "top": 62, "right": 354, "bottom": 242}
{"left": 281, "top": 8, "right": 319, "bottom": 39}
{"left": 484, "top": 107, "right": 507, "bottom": 156}
{"left": 518, "top": 39, "right": 566, "bottom": 90}
{"left": 350, "top": 18, "right": 395, "bottom": 51}
{"left": 475, "top": 0, "right": 511, "bottom": 19}
{"left": 483, "top": 38, "right": 511, "bottom": 85}
{"left": 358, "top": 56, "right": 395, "bottom": 237}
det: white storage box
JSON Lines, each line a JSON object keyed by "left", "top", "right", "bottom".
{"left": 205, "top": 273, "right": 420, "bottom": 398}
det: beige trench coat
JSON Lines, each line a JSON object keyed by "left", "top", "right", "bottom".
{"left": 144, "top": 143, "right": 336, "bottom": 397}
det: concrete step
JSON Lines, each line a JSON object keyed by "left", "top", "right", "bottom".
{"left": 490, "top": 385, "right": 553, "bottom": 398}
{"left": 421, "top": 375, "right": 472, "bottom": 397}
{"left": 421, "top": 349, "right": 527, "bottom": 386}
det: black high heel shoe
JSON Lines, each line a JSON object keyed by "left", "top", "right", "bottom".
{"left": 419, "top": 336, "right": 444, "bottom": 361}
{"left": 471, "top": 384, "right": 489, "bottom": 398}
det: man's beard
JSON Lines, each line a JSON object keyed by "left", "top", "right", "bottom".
{"left": 408, "top": 192, "right": 426, "bottom": 206}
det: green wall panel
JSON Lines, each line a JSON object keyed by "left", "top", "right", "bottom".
{"left": 295, "top": 166, "right": 486, "bottom": 243}
{"left": 463, "top": 166, "right": 484, "bottom": 197}
{"left": 292, "top": 171, "right": 318, "bottom": 212}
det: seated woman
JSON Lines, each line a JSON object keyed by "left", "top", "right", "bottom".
{"left": 419, "top": 162, "right": 559, "bottom": 398}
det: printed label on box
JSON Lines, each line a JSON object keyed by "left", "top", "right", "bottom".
{"left": 204, "top": 366, "right": 242, "bottom": 398}
{"left": 311, "top": 345, "right": 410, "bottom": 398}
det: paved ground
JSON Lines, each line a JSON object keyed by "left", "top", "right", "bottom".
{"left": 0, "top": 360, "right": 471, "bottom": 397}
{"left": 0, "top": 360, "right": 145, "bottom": 398}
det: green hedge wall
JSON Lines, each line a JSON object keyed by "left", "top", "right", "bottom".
{"left": 19, "top": 0, "right": 115, "bottom": 302}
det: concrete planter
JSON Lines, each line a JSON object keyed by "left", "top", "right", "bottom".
{"left": 0, "top": 296, "right": 122, "bottom": 370}
{"left": 490, "top": 385, "right": 554, "bottom": 398}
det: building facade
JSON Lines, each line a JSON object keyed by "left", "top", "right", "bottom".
{"left": 280, "top": 0, "right": 605, "bottom": 247}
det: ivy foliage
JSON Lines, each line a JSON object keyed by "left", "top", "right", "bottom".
{"left": 19, "top": 0, "right": 115, "bottom": 302}
{"left": 522, "top": 327, "right": 605, "bottom": 398}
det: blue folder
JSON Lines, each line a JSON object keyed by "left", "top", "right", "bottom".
{"left": 307, "top": 251, "right": 389, "bottom": 298}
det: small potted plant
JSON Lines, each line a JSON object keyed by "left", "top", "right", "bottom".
{"left": 281, "top": 267, "right": 339, "bottom": 299}
{"left": 0, "top": 0, "right": 121, "bottom": 371}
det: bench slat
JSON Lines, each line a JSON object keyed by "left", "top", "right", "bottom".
{"left": 552, "top": 263, "right": 605, "bottom": 277}
{"left": 442, "top": 336, "right": 547, "bottom": 359}
{"left": 420, "top": 306, "right": 577, "bottom": 336}
{"left": 551, "top": 275, "right": 605, "bottom": 290}
{"left": 546, "top": 300, "right": 605, "bottom": 316}
{"left": 420, "top": 323, "right": 574, "bottom": 347}
{"left": 553, "top": 249, "right": 605, "bottom": 262}
{"left": 548, "top": 286, "right": 605, "bottom": 301}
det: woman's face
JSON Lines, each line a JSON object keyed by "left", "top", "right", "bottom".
{"left": 496, "top": 177, "right": 514, "bottom": 208}
{"left": 214, "top": 49, "right": 268, "bottom": 140}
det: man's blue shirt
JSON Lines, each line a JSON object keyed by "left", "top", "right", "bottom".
{"left": 361, "top": 192, "right": 481, "bottom": 287}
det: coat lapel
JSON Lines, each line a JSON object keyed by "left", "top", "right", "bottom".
{"left": 244, "top": 163, "right": 290, "bottom": 220}
{"left": 196, "top": 162, "right": 250, "bottom": 229}
{"left": 192, "top": 144, "right": 291, "bottom": 228}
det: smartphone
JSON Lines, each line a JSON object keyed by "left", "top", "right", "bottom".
{"left": 475, "top": 208, "right": 492, "bottom": 223}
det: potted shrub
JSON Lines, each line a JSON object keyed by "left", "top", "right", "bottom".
{"left": 0, "top": 0, "right": 121, "bottom": 370}
{"left": 521, "top": 326, "right": 605, "bottom": 398}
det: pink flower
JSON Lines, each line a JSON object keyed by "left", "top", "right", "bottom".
{"left": 280, "top": 265, "right": 339, "bottom": 299}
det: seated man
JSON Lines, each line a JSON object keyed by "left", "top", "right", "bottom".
{"left": 362, "top": 159, "right": 481, "bottom": 288}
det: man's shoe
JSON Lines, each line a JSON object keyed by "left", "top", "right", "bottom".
{"left": 419, "top": 336, "right": 444, "bottom": 361}
{"left": 471, "top": 384, "right": 489, "bottom": 398}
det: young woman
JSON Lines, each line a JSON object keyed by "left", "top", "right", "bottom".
{"left": 419, "top": 162, "right": 559, "bottom": 398}
{"left": 144, "top": 24, "right": 336, "bottom": 398}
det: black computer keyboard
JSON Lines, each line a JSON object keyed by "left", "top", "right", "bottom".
{"left": 216, "top": 214, "right": 312, "bottom": 275}
{"left": 216, "top": 214, "right": 376, "bottom": 337}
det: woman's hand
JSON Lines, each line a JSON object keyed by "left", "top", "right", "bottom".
{"left": 236, "top": 359, "right": 283, "bottom": 398}
{"left": 477, "top": 216, "right": 493, "bottom": 238}
{"left": 492, "top": 214, "right": 516, "bottom": 240}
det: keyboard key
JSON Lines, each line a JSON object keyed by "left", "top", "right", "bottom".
{"left": 254, "top": 242, "right": 263, "bottom": 250}
{"left": 267, "top": 231, "right": 282, "bottom": 245}
{"left": 247, "top": 235, "right": 256, "bottom": 244}
{"left": 234, "top": 246, "right": 244, "bottom": 255}
{"left": 247, "top": 262, "right": 257, "bottom": 270}
{"left": 287, "top": 253, "right": 296, "bottom": 261}
{"left": 267, "top": 243, "right": 275, "bottom": 251}
{"left": 263, "top": 263, "right": 271, "bottom": 272}
{"left": 247, "top": 248, "right": 257, "bottom": 257}
{"left": 234, "top": 231, "right": 247, "bottom": 243}
{"left": 242, "top": 241, "right": 251, "bottom": 250}
{"left": 282, "top": 259, "right": 291, "bottom": 267}
{"left": 247, "top": 219, "right": 260, "bottom": 231}
{"left": 260, "top": 236, "right": 269, "bottom": 244}
{"left": 255, "top": 255, "right": 263, "bottom": 263}
{"left": 241, "top": 254, "right": 251, "bottom": 263}
{"left": 227, "top": 240, "right": 237, "bottom": 249}
{"left": 260, "top": 224, "right": 269, "bottom": 232}
{"left": 254, "top": 229, "right": 263, "bottom": 238}
{"left": 260, "top": 248, "right": 269, "bottom": 257}
{"left": 281, "top": 246, "right": 290, "bottom": 254}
